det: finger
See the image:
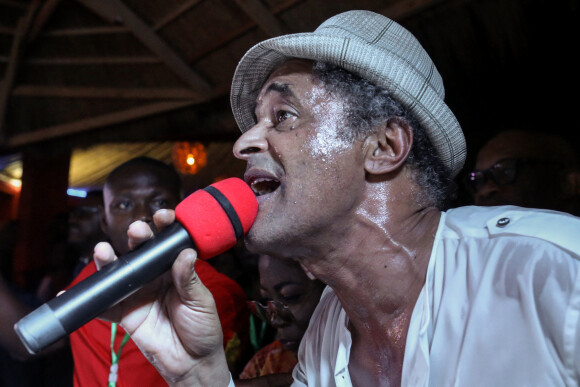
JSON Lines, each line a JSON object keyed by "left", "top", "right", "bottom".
{"left": 127, "top": 220, "right": 155, "bottom": 251}
{"left": 172, "top": 248, "right": 202, "bottom": 301}
{"left": 172, "top": 248, "right": 218, "bottom": 311}
{"left": 171, "top": 248, "right": 224, "bottom": 356}
{"left": 153, "top": 209, "right": 176, "bottom": 232}
{"left": 93, "top": 242, "right": 117, "bottom": 270}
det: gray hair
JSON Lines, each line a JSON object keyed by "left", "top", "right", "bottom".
{"left": 312, "top": 61, "right": 454, "bottom": 209}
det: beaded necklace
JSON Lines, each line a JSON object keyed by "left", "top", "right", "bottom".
{"left": 108, "top": 323, "right": 131, "bottom": 387}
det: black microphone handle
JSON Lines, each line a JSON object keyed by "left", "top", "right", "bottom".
{"left": 14, "top": 222, "right": 193, "bottom": 355}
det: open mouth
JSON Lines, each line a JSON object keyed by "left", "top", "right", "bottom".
{"left": 250, "top": 177, "right": 280, "bottom": 196}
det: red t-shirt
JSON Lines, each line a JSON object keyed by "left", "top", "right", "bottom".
{"left": 68, "top": 260, "right": 249, "bottom": 387}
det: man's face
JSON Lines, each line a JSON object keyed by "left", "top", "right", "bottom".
{"left": 472, "top": 135, "right": 560, "bottom": 208}
{"left": 102, "top": 167, "right": 180, "bottom": 255}
{"left": 233, "top": 59, "right": 366, "bottom": 256}
{"left": 68, "top": 204, "right": 102, "bottom": 248}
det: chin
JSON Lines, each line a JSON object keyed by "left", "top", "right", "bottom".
{"left": 245, "top": 221, "right": 281, "bottom": 251}
{"left": 279, "top": 339, "right": 300, "bottom": 353}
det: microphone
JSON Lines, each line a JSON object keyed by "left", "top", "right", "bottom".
{"left": 14, "top": 177, "right": 258, "bottom": 355}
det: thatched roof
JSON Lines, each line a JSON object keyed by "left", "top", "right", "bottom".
{"left": 1, "top": 0, "right": 578, "bottom": 192}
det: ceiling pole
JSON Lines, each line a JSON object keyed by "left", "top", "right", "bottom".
{"left": 153, "top": 0, "right": 202, "bottom": 31}
{"left": 7, "top": 100, "right": 196, "bottom": 147}
{"left": 0, "top": 0, "right": 40, "bottom": 145}
{"left": 233, "top": 0, "right": 287, "bottom": 36}
{"left": 380, "top": 0, "right": 447, "bottom": 20}
{"left": 12, "top": 85, "right": 199, "bottom": 99}
{"left": 184, "top": 0, "right": 302, "bottom": 64}
{"left": 75, "top": 0, "right": 213, "bottom": 98}
{"left": 27, "top": 0, "right": 63, "bottom": 43}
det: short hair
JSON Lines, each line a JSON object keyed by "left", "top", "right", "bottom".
{"left": 105, "top": 156, "right": 183, "bottom": 198}
{"left": 312, "top": 62, "right": 454, "bottom": 209}
{"left": 483, "top": 130, "right": 578, "bottom": 167}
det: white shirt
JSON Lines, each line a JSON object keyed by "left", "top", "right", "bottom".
{"left": 292, "top": 206, "right": 580, "bottom": 386}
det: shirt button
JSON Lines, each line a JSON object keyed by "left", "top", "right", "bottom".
{"left": 496, "top": 217, "right": 510, "bottom": 227}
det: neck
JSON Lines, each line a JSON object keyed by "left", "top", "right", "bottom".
{"left": 319, "top": 204, "right": 439, "bottom": 324}
{"left": 298, "top": 177, "right": 441, "bottom": 382}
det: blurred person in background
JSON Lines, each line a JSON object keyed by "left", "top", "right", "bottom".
{"left": 464, "top": 130, "right": 580, "bottom": 215}
{"left": 239, "top": 254, "right": 325, "bottom": 381}
{"left": 67, "top": 157, "right": 250, "bottom": 386}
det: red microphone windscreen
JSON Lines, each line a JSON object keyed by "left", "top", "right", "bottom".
{"left": 175, "top": 177, "right": 258, "bottom": 260}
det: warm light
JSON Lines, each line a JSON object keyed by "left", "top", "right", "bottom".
{"left": 172, "top": 142, "right": 207, "bottom": 175}
{"left": 9, "top": 179, "right": 21, "bottom": 188}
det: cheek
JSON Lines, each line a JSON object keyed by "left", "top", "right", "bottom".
{"left": 105, "top": 215, "right": 130, "bottom": 238}
{"left": 291, "top": 302, "right": 318, "bottom": 329}
{"left": 309, "top": 128, "right": 351, "bottom": 160}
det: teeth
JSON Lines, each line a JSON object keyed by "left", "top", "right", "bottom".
{"left": 251, "top": 178, "right": 280, "bottom": 196}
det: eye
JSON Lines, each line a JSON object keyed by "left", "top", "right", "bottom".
{"left": 280, "top": 293, "right": 301, "bottom": 305}
{"left": 274, "top": 109, "right": 295, "bottom": 129}
{"left": 113, "top": 200, "right": 132, "bottom": 211}
{"left": 277, "top": 110, "right": 290, "bottom": 122}
{"left": 151, "top": 198, "right": 171, "bottom": 211}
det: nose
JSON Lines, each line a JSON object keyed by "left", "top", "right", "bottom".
{"left": 233, "top": 124, "right": 268, "bottom": 160}
{"left": 474, "top": 180, "right": 500, "bottom": 205}
{"left": 132, "top": 202, "right": 153, "bottom": 224}
{"left": 268, "top": 309, "right": 289, "bottom": 328}
{"left": 266, "top": 301, "right": 291, "bottom": 328}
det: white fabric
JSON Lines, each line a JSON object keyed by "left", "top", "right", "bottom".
{"left": 292, "top": 205, "right": 580, "bottom": 386}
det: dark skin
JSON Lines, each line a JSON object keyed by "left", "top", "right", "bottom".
{"left": 257, "top": 254, "right": 325, "bottom": 353}
{"left": 234, "top": 60, "right": 439, "bottom": 385}
{"left": 473, "top": 130, "right": 579, "bottom": 212}
{"left": 101, "top": 164, "right": 181, "bottom": 255}
{"left": 93, "top": 60, "right": 441, "bottom": 386}
{"left": 68, "top": 193, "right": 107, "bottom": 269}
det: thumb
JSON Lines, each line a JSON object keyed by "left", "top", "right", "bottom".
{"left": 172, "top": 248, "right": 213, "bottom": 306}
{"left": 170, "top": 248, "right": 223, "bottom": 358}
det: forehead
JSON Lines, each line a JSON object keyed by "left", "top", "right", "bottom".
{"left": 258, "top": 255, "right": 307, "bottom": 283}
{"left": 257, "top": 59, "right": 317, "bottom": 100}
{"left": 476, "top": 133, "right": 540, "bottom": 168}
{"left": 104, "top": 167, "right": 175, "bottom": 195}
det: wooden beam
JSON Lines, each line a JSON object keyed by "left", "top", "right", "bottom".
{"left": 0, "top": 0, "right": 28, "bottom": 9}
{"left": 0, "top": 26, "right": 15, "bottom": 35}
{"left": 76, "top": 0, "right": 212, "bottom": 97}
{"left": 23, "top": 56, "right": 161, "bottom": 65}
{"left": 380, "top": 0, "right": 446, "bottom": 20}
{"left": 7, "top": 100, "right": 196, "bottom": 147}
{"left": 12, "top": 85, "right": 198, "bottom": 99}
{"left": 233, "top": 0, "right": 287, "bottom": 37}
{"left": 0, "top": 0, "right": 40, "bottom": 144}
{"left": 153, "top": 0, "right": 202, "bottom": 31}
{"left": 44, "top": 25, "right": 130, "bottom": 36}
{"left": 186, "top": 0, "right": 302, "bottom": 63}
{"left": 27, "top": 0, "right": 62, "bottom": 42}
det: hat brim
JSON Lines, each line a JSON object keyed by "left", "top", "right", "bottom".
{"left": 230, "top": 32, "right": 466, "bottom": 177}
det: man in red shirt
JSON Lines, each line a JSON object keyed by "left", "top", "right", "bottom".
{"left": 68, "top": 157, "right": 250, "bottom": 386}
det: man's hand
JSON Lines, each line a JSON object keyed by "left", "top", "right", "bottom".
{"left": 93, "top": 209, "right": 231, "bottom": 386}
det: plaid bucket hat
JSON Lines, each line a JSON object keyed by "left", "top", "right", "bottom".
{"left": 230, "top": 10, "right": 466, "bottom": 177}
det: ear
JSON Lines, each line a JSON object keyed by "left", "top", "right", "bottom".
{"left": 562, "top": 169, "right": 580, "bottom": 198}
{"left": 363, "top": 118, "right": 413, "bottom": 175}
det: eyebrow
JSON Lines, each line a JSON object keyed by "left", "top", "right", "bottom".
{"left": 260, "top": 280, "right": 300, "bottom": 293}
{"left": 264, "top": 82, "right": 294, "bottom": 99}
{"left": 252, "top": 82, "right": 297, "bottom": 119}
